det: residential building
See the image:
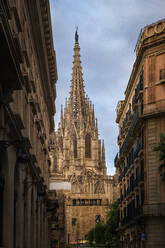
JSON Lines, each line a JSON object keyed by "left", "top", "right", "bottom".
{"left": 0, "top": 0, "right": 57, "bottom": 247}
{"left": 115, "top": 19, "right": 165, "bottom": 248}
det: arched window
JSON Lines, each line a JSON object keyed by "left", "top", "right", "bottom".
{"left": 59, "top": 137, "right": 63, "bottom": 152}
{"left": 54, "top": 155, "right": 57, "bottom": 172}
{"left": 73, "top": 136, "right": 77, "bottom": 158}
{"left": 85, "top": 133, "right": 91, "bottom": 158}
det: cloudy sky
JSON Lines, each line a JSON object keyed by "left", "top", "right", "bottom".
{"left": 50, "top": 0, "right": 165, "bottom": 175}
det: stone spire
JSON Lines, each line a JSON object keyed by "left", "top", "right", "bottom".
{"left": 53, "top": 30, "right": 107, "bottom": 175}
{"left": 70, "top": 28, "right": 86, "bottom": 122}
{"left": 102, "top": 140, "right": 106, "bottom": 174}
{"left": 102, "top": 140, "right": 105, "bottom": 163}
{"left": 60, "top": 104, "right": 63, "bottom": 123}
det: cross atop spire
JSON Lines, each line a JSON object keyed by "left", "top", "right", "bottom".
{"left": 75, "top": 26, "right": 79, "bottom": 43}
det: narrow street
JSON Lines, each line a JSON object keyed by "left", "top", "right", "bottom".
{"left": 0, "top": 1, "right": 165, "bottom": 248}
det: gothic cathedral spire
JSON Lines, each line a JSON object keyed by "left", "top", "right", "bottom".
{"left": 52, "top": 30, "right": 107, "bottom": 176}
{"left": 70, "top": 29, "right": 86, "bottom": 122}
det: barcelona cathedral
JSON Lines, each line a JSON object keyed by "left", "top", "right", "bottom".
{"left": 48, "top": 30, "right": 118, "bottom": 246}
{"left": 2, "top": 1, "right": 165, "bottom": 248}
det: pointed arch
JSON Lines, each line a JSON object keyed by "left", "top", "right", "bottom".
{"left": 85, "top": 133, "right": 91, "bottom": 158}
{"left": 54, "top": 155, "right": 58, "bottom": 172}
{"left": 73, "top": 136, "right": 77, "bottom": 158}
{"left": 59, "top": 136, "right": 63, "bottom": 152}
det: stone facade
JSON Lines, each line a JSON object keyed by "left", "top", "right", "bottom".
{"left": 48, "top": 190, "right": 66, "bottom": 248}
{"left": 49, "top": 31, "right": 118, "bottom": 247}
{"left": 115, "top": 19, "right": 165, "bottom": 248}
{"left": 0, "top": 1, "right": 57, "bottom": 248}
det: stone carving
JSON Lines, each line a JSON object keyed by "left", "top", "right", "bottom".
{"left": 86, "top": 169, "right": 94, "bottom": 182}
{"left": 68, "top": 169, "right": 105, "bottom": 194}
{"left": 94, "top": 179, "right": 105, "bottom": 194}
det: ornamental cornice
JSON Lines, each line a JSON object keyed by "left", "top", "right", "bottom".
{"left": 40, "top": 0, "right": 58, "bottom": 86}
{"left": 124, "top": 19, "right": 165, "bottom": 109}
{"left": 136, "top": 19, "right": 165, "bottom": 55}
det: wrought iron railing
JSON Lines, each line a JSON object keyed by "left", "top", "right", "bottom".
{"left": 119, "top": 109, "right": 139, "bottom": 156}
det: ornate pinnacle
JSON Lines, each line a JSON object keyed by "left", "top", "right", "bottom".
{"left": 102, "top": 140, "right": 106, "bottom": 168}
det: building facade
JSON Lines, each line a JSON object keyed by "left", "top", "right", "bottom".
{"left": 0, "top": 1, "right": 57, "bottom": 248}
{"left": 115, "top": 19, "right": 165, "bottom": 248}
{"left": 49, "top": 30, "right": 118, "bottom": 247}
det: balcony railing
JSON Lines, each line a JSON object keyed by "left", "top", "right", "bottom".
{"left": 119, "top": 109, "right": 139, "bottom": 156}
{"left": 121, "top": 105, "right": 131, "bottom": 129}
{"left": 132, "top": 94, "right": 138, "bottom": 110}
{"left": 134, "top": 142, "right": 143, "bottom": 160}
{"left": 120, "top": 173, "right": 144, "bottom": 200}
{"left": 124, "top": 139, "right": 143, "bottom": 169}
{"left": 117, "top": 151, "right": 144, "bottom": 184}
{"left": 136, "top": 78, "right": 143, "bottom": 97}
{"left": 132, "top": 73, "right": 143, "bottom": 110}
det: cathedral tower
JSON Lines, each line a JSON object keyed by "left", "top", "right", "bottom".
{"left": 49, "top": 30, "right": 117, "bottom": 244}
{"left": 51, "top": 29, "right": 106, "bottom": 179}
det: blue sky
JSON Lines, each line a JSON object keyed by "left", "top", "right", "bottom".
{"left": 50, "top": 0, "right": 165, "bottom": 174}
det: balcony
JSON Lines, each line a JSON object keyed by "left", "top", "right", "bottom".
{"left": 117, "top": 142, "right": 143, "bottom": 184}
{"left": 120, "top": 206, "right": 143, "bottom": 227}
{"left": 139, "top": 172, "right": 144, "bottom": 184}
{"left": 134, "top": 174, "right": 144, "bottom": 189}
{"left": 118, "top": 169, "right": 126, "bottom": 183}
{"left": 136, "top": 78, "right": 143, "bottom": 98}
{"left": 132, "top": 94, "right": 138, "bottom": 110}
{"left": 121, "top": 174, "right": 144, "bottom": 200}
{"left": 119, "top": 102, "right": 144, "bottom": 159}
{"left": 119, "top": 109, "right": 139, "bottom": 156}
{"left": 132, "top": 73, "right": 143, "bottom": 110}
{"left": 120, "top": 106, "right": 132, "bottom": 136}
{"left": 134, "top": 142, "right": 143, "bottom": 161}
{"left": 118, "top": 175, "right": 122, "bottom": 183}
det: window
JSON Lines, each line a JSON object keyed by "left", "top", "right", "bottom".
{"left": 54, "top": 156, "right": 57, "bottom": 172}
{"left": 136, "top": 167, "right": 139, "bottom": 180}
{"left": 140, "top": 159, "right": 144, "bottom": 180}
{"left": 136, "top": 194, "right": 139, "bottom": 208}
{"left": 160, "top": 69, "right": 165, "bottom": 80}
{"left": 141, "top": 190, "right": 145, "bottom": 206}
{"left": 72, "top": 218, "right": 77, "bottom": 226}
{"left": 73, "top": 137, "right": 77, "bottom": 158}
{"left": 85, "top": 134, "right": 91, "bottom": 158}
{"left": 95, "top": 215, "right": 101, "bottom": 224}
{"left": 73, "top": 199, "right": 76, "bottom": 206}
{"left": 59, "top": 137, "right": 63, "bottom": 152}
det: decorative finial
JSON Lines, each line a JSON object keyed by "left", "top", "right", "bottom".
{"left": 75, "top": 26, "right": 79, "bottom": 43}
